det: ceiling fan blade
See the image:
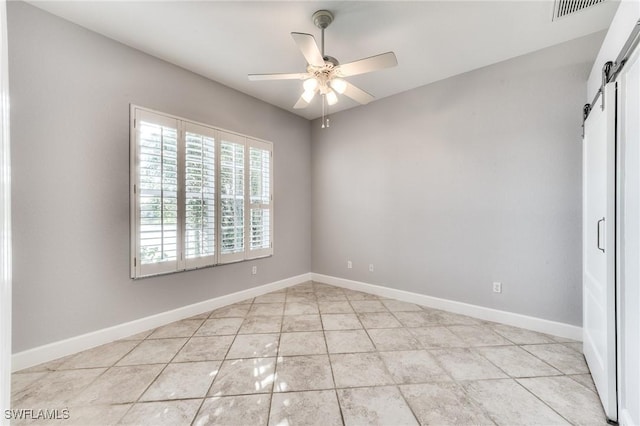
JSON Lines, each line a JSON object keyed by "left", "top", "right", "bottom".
{"left": 342, "top": 81, "right": 375, "bottom": 105}
{"left": 337, "top": 52, "right": 397, "bottom": 77}
{"left": 291, "top": 32, "right": 325, "bottom": 67}
{"left": 248, "top": 72, "right": 308, "bottom": 81}
{"left": 293, "top": 95, "right": 310, "bottom": 109}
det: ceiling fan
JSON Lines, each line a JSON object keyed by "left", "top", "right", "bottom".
{"left": 248, "top": 10, "right": 398, "bottom": 113}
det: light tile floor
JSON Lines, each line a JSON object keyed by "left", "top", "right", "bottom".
{"left": 11, "top": 282, "right": 607, "bottom": 425}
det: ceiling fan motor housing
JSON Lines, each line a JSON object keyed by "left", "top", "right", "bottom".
{"left": 312, "top": 10, "right": 334, "bottom": 29}
{"left": 323, "top": 56, "right": 339, "bottom": 67}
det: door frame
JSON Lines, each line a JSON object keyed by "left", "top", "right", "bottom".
{"left": 0, "top": 0, "right": 11, "bottom": 421}
{"left": 616, "top": 41, "right": 640, "bottom": 426}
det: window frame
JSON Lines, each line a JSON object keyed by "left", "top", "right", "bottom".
{"left": 130, "top": 105, "right": 273, "bottom": 279}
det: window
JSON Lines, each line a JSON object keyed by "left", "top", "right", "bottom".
{"left": 130, "top": 106, "right": 273, "bottom": 278}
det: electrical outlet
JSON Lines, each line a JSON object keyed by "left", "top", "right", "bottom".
{"left": 252, "top": 266, "right": 257, "bottom": 275}
{"left": 369, "top": 264, "right": 374, "bottom": 272}
{"left": 347, "top": 260, "right": 352, "bottom": 269}
{"left": 493, "top": 282, "right": 502, "bottom": 293}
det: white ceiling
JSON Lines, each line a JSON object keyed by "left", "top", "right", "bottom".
{"left": 28, "top": 0, "right": 618, "bottom": 120}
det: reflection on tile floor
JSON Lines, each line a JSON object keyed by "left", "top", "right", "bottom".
{"left": 11, "top": 282, "right": 607, "bottom": 425}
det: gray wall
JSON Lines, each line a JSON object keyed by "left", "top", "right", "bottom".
{"left": 9, "top": 2, "right": 311, "bottom": 352}
{"left": 9, "top": 0, "right": 605, "bottom": 353}
{"left": 312, "top": 32, "right": 604, "bottom": 326}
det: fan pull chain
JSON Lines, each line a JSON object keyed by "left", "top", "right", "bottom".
{"left": 321, "top": 94, "right": 330, "bottom": 129}
{"left": 321, "top": 98, "right": 324, "bottom": 128}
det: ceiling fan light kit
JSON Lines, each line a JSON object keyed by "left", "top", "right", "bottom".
{"left": 330, "top": 78, "right": 347, "bottom": 94}
{"left": 248, "top": 9, "right": 398, "bottom": 127}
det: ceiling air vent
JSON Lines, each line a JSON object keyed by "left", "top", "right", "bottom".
{"left": 553, "top": 0, "right": 607, "bottom": 20}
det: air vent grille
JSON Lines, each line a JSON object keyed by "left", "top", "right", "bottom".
{"left": 553, "top": 0, "right": 607, "bottom": 20}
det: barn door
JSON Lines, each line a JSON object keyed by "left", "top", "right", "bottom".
{"left": 582, "top": 82, "right": 617, "bottom": 422}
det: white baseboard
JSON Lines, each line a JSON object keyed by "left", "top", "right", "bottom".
{"left": 312, "top": 273, "right": 582, "bottom": 341}
{"left": 12, "top": 272, "right": 582, "bottom": 372}
{"left": 12, "top": 273, "right": 311, "bottom": 372}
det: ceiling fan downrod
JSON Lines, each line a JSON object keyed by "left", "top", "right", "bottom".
{"left": 313, "top": 10, "right": 335, "bottom": 129}
{"left": 312, "top": 10, "right": 333, "bottom": 59}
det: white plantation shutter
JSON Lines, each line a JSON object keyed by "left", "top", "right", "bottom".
{"left": 247, "top": 138, "right": 273, "bottom": 258}
{"left": 219, "top": 131, "right": 246, "bottom": 263}
{"left": 184, "top": 123, "right": 216, "bottom": 268}
{"left": 130, "top": 106, "right": 274, "bottom": 278}
{"left": 133, "top": 109, "right": 181, "bottom": 277}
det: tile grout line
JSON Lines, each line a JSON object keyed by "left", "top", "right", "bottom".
{"left": 341, "top": 289, "right": 422, "bottom": 425}
{"left": 519, "top": 343, "right": 588, "bottom": 375}
{"left": 263, "top": 290, "right": 288, "bottom": 424}
{"left": 126, "top": 316, "right": 208, "bottom": 425}
{"left": 190, "top": 297, "right": 258, "bottom": 426}
{"left": 97, "top": 336, "right": 151, "bottom": 424}
{"left": 454, "top": 343, "right": 578, "bottom": 424}
{"left": 512, "top": 376, "right": 578, "bottom": 425}
{"left": 314, "top": 285, "right": 348, "bottom": 426}
{"left": 16, "top": 335, "right": 151, "bottom": 418}
{"left": 389, "top": 310, "right": 468, "bottom": 426}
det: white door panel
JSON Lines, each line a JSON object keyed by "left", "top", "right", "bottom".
{"left": 583, "top": 82, "right": 617, "bottom": 422}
